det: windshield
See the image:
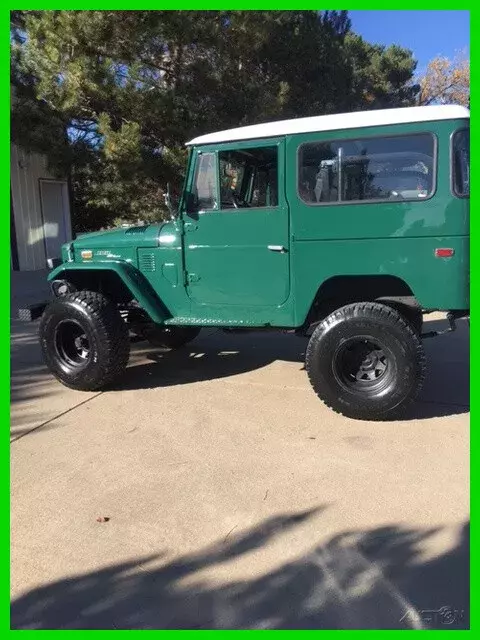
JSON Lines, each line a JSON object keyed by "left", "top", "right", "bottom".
{"left": 452, "top": 129, "right": 470, "bottom": 197}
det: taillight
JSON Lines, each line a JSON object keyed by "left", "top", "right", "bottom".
{"left": 435, "top": 248, "right": 455, "bottom": 258}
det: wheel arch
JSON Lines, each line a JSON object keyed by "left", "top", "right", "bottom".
{"left": 47, "top": 262, "right": 170, "bottom": 324}
{"left": 303, "top": 275, "right": 422, "bottom": 328}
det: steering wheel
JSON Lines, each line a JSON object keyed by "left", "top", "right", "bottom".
{"left": 231, "top": 192, "right": 251, "bottom": 208}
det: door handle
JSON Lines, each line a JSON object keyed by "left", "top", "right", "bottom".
{"left": 268, "top": 245, "right": 287, "bottom": 253}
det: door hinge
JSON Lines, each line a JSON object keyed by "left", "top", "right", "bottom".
{"left": 186, "top": 272, "right": 200, "bottom": 284}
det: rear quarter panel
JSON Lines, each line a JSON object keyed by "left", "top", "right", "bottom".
{"left": 286, "top": 118, "right": 469, "bottom": 323}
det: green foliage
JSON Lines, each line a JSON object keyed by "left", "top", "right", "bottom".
{"left": 344, "top": 34, "right": 419, "bottom": 108}
{"left": 11, "top": 10, "right": 419, "bottom": 231}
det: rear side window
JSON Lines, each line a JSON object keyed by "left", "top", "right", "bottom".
{"left": 452, "top": 129, "right": 470, "bottom": 197}
{"left": 298, "top": 133, "right": 435, "bottom": 205}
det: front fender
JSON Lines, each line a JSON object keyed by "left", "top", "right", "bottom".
{"left": 47, "top": 261, "right": 170, "bottom": 324}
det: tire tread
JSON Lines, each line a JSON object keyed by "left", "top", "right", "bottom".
{"left": 305, "top": 301, "right": 426, "bottom": 420}
{"left": 39, "top": 290, "right": 130, "bottom": 391}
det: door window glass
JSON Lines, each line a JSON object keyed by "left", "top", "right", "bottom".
{"left": 218, "top": 147, "right": 278, "bottom": 209}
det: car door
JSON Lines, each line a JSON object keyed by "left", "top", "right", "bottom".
{"left": 182, "top": 138, "right": 290, "bottom": 307}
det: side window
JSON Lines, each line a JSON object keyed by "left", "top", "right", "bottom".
{"left": 298, "top": 134, "right": 435, "bottom": 204}
{"left": 218, "top": 147, "right": 278, "bottom": 209}
{"left": 452, "top": 129, "right": 470, "bottom": 197}
{"left": 192, "top": 152, "right": 218, "bottom": 210}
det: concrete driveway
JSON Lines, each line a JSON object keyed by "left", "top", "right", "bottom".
{"left": 10, "top": 306, "right": 469, "bottom": 629}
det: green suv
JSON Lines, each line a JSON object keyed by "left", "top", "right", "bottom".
{"left": 32, "top": 105, "right": 469, "bottom": 420}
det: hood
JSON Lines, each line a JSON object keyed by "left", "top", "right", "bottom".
{"left": 70, "top": 223, "right": 165, "bottom": 251}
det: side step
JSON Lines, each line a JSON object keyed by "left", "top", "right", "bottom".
{"left": 17, "top": 302, "right": 48, "bottom": 322}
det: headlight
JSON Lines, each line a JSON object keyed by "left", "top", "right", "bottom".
{"left": 51, "top": 279, "right": 76, "bottom": 297}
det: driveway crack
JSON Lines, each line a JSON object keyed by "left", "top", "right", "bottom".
{"left": 10, "top": 392, "right": 104, "bottom": 443}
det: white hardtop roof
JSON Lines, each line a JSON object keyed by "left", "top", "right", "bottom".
{"left": 186, "top": 105, "right": 469, "bottom": 146}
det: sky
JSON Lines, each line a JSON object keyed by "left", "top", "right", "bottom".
{"left": 348, "top": 11, "right": 470, "bottom": 75}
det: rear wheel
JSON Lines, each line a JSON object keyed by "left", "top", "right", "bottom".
{"left": 305, "top": 302, "right": 426, "bottom": 420}
{"left": 39, "top": 291, "right": 130, "bottom": 391}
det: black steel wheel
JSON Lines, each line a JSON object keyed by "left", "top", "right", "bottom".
{"left": 54, "top": 319, "right": 91, "bottom": 370}
{"left": 333, "top": 337, "right": 391, "bottom": 392}
{"left": 306, "top": 302, "right": 426, "bottom": 420}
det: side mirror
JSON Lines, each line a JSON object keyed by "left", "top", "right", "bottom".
{"left": 163, "top": 183, "right": 177, "bottom": 219}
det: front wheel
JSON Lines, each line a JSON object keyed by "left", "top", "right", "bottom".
{"left": 39, "top": 291, "right": 130, "bottom": 391}
{"left": 305, "top": 302, "right": 426, "bottom": 421}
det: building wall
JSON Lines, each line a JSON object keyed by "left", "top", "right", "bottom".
{"left": 10, "top": 144, "right": 72, "bottom": 271}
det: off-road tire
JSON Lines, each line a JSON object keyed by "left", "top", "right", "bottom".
{"left": 39, "top": 291, "right": 130, "bottom": 391}
{"left": 305, "top": 301, "right": 426, "bottom": 421}
{"left": 385, "top": 303, "right": 423, "bottom": 335}
{"left": 141, "top": 325, "right": 201, "bottom": 349}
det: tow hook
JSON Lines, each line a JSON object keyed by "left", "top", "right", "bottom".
{"left": 421, "top": 311, "right": 469, "bottom": 339}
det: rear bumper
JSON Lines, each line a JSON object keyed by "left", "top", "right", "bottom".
{"left": 422, "top": 309, "right": 469, "bottom": 339}
{"left": 449, "top": 309, "right": 469, "bottom": 322}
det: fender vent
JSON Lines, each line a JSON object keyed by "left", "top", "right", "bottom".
{"left": 125, "top": 225, "right": 149, "bottom": 234}
{"left": 140, "top": 253, "right": 156, "bottom": 272}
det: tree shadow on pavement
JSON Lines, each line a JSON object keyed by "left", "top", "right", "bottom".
{"left": 10, "top": 508, "right": 469, "bottom": 630}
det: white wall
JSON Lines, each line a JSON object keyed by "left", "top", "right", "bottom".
{"left": 10, "top": 144, "right": 72, "bottom": 271}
